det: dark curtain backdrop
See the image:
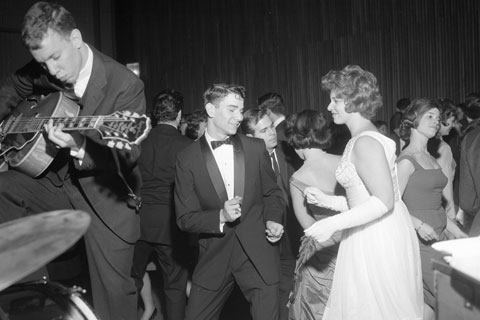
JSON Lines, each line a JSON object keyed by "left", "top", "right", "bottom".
{"left": 115, "top": 0, "right": 480, "bottom": 123}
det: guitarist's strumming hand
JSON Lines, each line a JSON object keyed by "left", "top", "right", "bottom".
{"left": 44, "top": 118, "right": 85, "bottom": 152}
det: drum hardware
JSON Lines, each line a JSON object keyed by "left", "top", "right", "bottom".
{"left": 0, "top": 210, "right": 94, "bottom": 319}
{"left": 0, "top": 279, "right": 99, "bottom": 320}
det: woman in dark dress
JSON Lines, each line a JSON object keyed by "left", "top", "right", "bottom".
{"left": 397, "top": 98, "right": 467, "bottom": 320}
{"left": 284, "top": 110, "right": 341, "bottom": 319}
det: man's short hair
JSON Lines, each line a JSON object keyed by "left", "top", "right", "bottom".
{"left": 185, "top": 109, "right": 208, "bottom": 140}
{"left": 151, "top": 88, "right": 183, "bottom": 123}
{"left": 257, "top": 92, "right": 285, "bottom": 116}
{"left": 203, "top": 83, "right": 245, "bottom": 106}
{"left": 240, "top": 108, "right": 268, "bottom": 135}
{"left": 466, "top": 92, "right": 480, "bottom": 120}
{"left": 22, "top": 1, "right": 77, "bottom": 50}
{"left": 396, "top": 98, "right": 411, "bottom": 111}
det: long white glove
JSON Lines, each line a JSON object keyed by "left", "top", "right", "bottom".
{"left": 303, "top": 186, "right": 349, "bottom": 212}
{"left": 304, "top": 196, "right": 388, "bottom": 243}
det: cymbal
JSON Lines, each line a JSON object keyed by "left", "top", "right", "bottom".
{"left": 0, "top": 210, "right": 91, "bottom": 292}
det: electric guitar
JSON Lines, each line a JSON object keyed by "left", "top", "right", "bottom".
{"left": 0, "top": 92, "right": 151, "bottom": 177}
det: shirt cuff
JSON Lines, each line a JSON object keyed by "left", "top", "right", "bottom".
{"left": 70, "top": 138, "right": 86, "bottom": 164}
{"left": 219, "top": 209, "right": 225, "bottom": 232}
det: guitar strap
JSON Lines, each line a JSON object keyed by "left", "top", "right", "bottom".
{"left": 111, "top": 150, "right": 142, "bottom": 213}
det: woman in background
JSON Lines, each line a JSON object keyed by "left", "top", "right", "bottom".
{"left": 397, "top": 98, "right": 467, "bottom": 320}
{"left": 285, "top": 110, "right": 341, "bottom": 319}
{"left": 428, "top": 99, "right": 461, "bottom": 226}
{"left": 303, "top": 65, "right": 422, "bottom": 319}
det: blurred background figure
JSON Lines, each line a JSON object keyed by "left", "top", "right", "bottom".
{"left": 132, "top": 89, "right": 192, "bottom": 320}
{"left": 185, "top": 109, "right": 208, "bottom": 140}
{"left": 458, "top": 93, "right": 480, "bottom": 235}
{"left": 373, "top": 120, "right": 389, "bottom": 136}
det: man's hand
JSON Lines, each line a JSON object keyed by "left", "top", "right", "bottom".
{"left": 265, "top": 220, "right": 284, "bottom": 243}
{"left": 44, "top": 119, "right": 85, "bottom": 151}
{"left": 220, "top": 196, "right": 242, "bottom": 223}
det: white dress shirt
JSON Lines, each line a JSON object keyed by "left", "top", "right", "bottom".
{"left": 204, "top": 131, "right": 235, "bottom": 231}
{"left": 69, "top": 44, "right": 93, "bottom": 162}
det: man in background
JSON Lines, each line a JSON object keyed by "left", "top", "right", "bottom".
{"left": 241, "top": 108, "right": 301, "bottom": 320}
{"left": 459, "top": 93, "right": 480, "bottom": 236}
{"left": 132, "top": 89, "right": 192, "bottom": 320}
{"left": 258, "top": 92, "right": 302, "bottom": 170}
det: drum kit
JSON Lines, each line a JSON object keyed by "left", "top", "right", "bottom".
{"left": 0, "top": 210, "right": 99, "bottom": 320}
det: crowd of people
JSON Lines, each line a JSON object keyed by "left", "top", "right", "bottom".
{"left": 0, "top": 2, "right": 479, "bottom": 320}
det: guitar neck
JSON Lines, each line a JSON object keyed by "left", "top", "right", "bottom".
{"left": 3, "top": 115, "right": 102, "bottom": 134}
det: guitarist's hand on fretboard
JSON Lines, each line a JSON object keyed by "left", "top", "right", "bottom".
{"left": 44, "top": 119, "right": 86, "bottom": 152}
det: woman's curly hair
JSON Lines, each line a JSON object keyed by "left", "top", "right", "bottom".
{"left": 399, "top": 98, "right": 440, "bottom": 141}
{"left": 321, "top": 65, "right": 382, "bottom": 120}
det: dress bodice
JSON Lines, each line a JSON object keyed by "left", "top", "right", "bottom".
{"left": 398, "top": 155, "right": 447, "bottom": 211}
{"left": 335, "top": 131, "right": 400, "bottom": 207}
{"left": 290, "top": 176, "right": 337, "bottom": 219}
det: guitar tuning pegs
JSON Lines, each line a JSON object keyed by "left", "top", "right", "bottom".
{"left": 124, "top": 143, "right": 132, "bottom": 151}
{"left": 116, "top": 141, "right": 125, "bottom": 149}
{"left": 107, "top": 141, "right": 115, "bottom": 148}
{"left": 132, "top": 112, "right": 139, "bottom": 117}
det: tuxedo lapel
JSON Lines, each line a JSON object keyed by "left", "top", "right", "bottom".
{"left": 200, "top": 136, "right": 228, "bottom": 204}
{"left": 232, "top": 135, "right": 245, "bottom": 199}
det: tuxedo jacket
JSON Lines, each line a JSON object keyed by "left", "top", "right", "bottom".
{"left": 138, "top": 124, "right": 192, "bottom": 244}
{"left": 0, "top": 46, "right": 146, "bottom": 243}
{"left": 174, "top": 134, "right": 286, "bottom": 290}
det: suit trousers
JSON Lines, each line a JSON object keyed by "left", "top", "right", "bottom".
{"left": 185, "top": 235, "right": 279, "bottom": 320}
{"left": 132, "top": 240, "right": 189, "bottom": 320}
{"left": 0, "top": 169, "right": 137, "bottom": 320}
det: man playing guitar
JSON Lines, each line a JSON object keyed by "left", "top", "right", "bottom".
{"left": 0, "top": 2, "right": 147, "bottom": 320}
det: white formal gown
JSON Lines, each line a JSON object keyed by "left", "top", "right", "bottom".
{"left": 323, "top": 131, "right": 423, "bottom": 320}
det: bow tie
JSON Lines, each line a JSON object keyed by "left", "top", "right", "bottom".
{"left": 211, "top": 138, "right": 233, "bottom": 149}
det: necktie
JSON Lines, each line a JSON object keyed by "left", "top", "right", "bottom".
{"left": 211, "top": 138, "right": 233, "bottom": 149}
{"left": 270, "top": 152, "right": 289, "bottom": 204}
{"left": 270, "top": 152, "right": 281, "bottom": 177}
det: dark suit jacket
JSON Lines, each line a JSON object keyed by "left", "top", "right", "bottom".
{"left": 0, "top": 46, "right": 146, "bottom": 243}
{"left": 276, "top": 119, "right": 287, "bottom": 142}
{"left": 459, "top": 126, "right": 480, "bottom": 235}
{"left": 138, "top": 124, "right": 192, "bottom": 244}
{"left": 174, "top": 134, "right": 286, "bottom": 290}
{"left": 275, "top": 145, "right": 302, "bottom": 259}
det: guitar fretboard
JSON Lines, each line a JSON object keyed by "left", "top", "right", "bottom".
{"left": 3, "top": 115, "right": 102, "bottom": 134}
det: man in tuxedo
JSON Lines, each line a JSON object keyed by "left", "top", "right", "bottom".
{"left": 132, "top": 89, "right": 192, "bottom": 320}
{"left": 240, "top": 108, "right": 301, "bottom": 320}
{"left": 0, "top": 3, "right": 146, "bottom": 320}
{"left": 174, "top": 84, "right": 286, "bottom": 320}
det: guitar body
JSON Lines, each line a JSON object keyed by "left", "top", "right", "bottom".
{"left": 0, "top": 93, "right": 79, "bottom": 177}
